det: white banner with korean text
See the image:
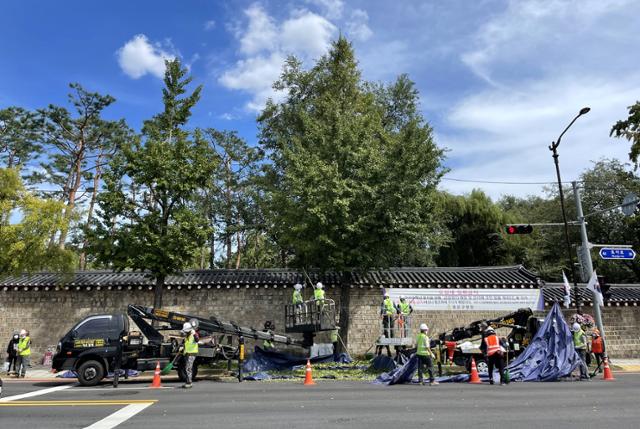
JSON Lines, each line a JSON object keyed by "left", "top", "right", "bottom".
{"left": 386, "top": 288, "right": 541, "bottom": 311}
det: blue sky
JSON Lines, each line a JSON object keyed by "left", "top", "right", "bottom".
{"left": 1, "top": 0, "right": 639, "bottom": 198}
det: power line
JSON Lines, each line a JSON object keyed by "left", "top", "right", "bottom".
{"left": 442, "top": 177, "right": 556, "bottom": 185}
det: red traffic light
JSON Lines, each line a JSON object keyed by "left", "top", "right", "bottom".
{"left": 505, "top": 224, "right": 533, "bottom": 235}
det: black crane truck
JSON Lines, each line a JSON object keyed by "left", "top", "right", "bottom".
{"left": 436, "top": 308, "right": 543, "bottom": 374}
{"left": 52, "top": 304, "right": 319, "bottom": 386}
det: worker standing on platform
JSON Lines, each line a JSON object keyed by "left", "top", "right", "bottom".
{"left": 396, "top": 296, "right": 413, "bottom": 338}
{"left": 381, "top": 292, "right": 395, "bottom": 339}
{"left": 181, "top": 322, "right": 199, "bottom": 389}
{"left": 314, "top": 282, "right": 325, "bottom": 301}
{"left": 293, "top": 283, "right": 304, "bottom": 305}
{"left": 572, "top": 323, "right": 589, "bottom": 380}
{"left": 482, "top": 327, "right": 506, "bottom": 385}
{"left": 293, "top": 283, "right": 305, "bottom": 323}
{"left": 416, "top": 323, "right": 438, "bottom": 386}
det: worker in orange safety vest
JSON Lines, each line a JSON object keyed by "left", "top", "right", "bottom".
{"left": 482, "top": 327, "right": 507, "bottom": 385}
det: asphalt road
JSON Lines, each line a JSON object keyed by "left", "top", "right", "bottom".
{"left": 1, "top": 375, "right": 639, "bottom": 429}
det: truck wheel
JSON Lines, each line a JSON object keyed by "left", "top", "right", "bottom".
{"left": 77, "top": 360, "right": 105, "bottom": 386}
{"left": 475, "top": 359, "right": 488, "bottom": 374}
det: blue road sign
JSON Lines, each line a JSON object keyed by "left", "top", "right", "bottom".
{"left": 599, "top": 248, "right": 636, "bottom": 260}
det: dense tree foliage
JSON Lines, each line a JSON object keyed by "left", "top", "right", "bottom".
{"left": 0, "top": 168, "right": 74, "bottom": 275}
{"left": 258, "top": 37, "right": 446, "bottom": 271}
{"left": 90, "top": 59, "right": 217, "bottom": 308}
{"left": 611, "top": 101, "right": 640, "bottom": 168}
{"left": 1, "top": 37, "right": 639, "bottom": 287}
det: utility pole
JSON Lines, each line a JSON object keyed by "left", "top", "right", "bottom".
{"left": 572, "top": 181, "right": 606, "bottom": 343}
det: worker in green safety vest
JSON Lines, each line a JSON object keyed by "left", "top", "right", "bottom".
{"left": 331, "top": 328, "right": 339, "bottom": 361}
{"left": 396, "top": 296, "right": 413, "bottom": 338}
{"left": 181, "top": 322, "right": 199, "bottom": 389}
{"left": 572, "top": 322, "right": 589, "bottom": 380}
{"left": 314, "top": 282, "right": 326, "bottom": 316}
{"left": 381, "top": 292, "right": 395, "bottom": 339}
{"left": 314, "top": 282, "right": 325, "bottom": 301}
{"left": 16, "top": 329, "right": 31, "bottom": 378}
{"left": 416, "top": 323, "right": 438, "bottom": 386}
{"left": 293, "top": 283, "right": 304, "bottom": 305}
{"left": 262, "top": 321, "right": 275, "bottom": 350}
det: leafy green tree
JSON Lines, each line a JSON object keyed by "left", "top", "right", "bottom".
{"left": 200, "top": 129, "right": 263, "bottom": 269}
{"left": 436, "top": 190, "right": 511, "bottom": 267}
{"left": 579, "top": 159, "right": 640, "bottom": 282}
{"left": 258, "top": 37, "right": 446, "bottom": 270}
{"left": 91, "top": 59, "right": 217, "bottom": 308}
{"left": 0, "top": 168, "right": 74, "bottom": 276}
{"left": 611, "top": 101, "right": 640, "bottom": 168}
{"left": 0, "top": 107, "right": 42, "bottom": 170}
{"left": 34, "top": 84, "right": 131, "bottom": 249}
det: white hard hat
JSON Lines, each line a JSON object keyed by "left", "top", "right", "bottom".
{"left": 485, "top": 326, "right": 495, "bottom": 333}
{"left": 294, "top": 283, "right": 302, "bottom": 290}
{"left": 384, "top": 292, "right": 390, "bottom": 297}
{"left": 316, "top": 282, "right": 323, "bottom": 289}
{"left": 420, "top": 323, "right": 429, "bottom": 331}
{"left": 572, "top": 323, "right": 581, "bottom": 332}
{"left": 182, "top": 322, "right": 193, "bottom": 333}
{"left": 399, "top": 295, "right": 405, "bottom": 300}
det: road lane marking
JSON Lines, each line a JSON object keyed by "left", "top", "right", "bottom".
{"left": 0, "top": 384, "right": 74, "bottom": 402}
{"left": 72, "top": 386, "right": 174, "bottom": 391}
{"left": 0, "top": 399, "right": 157, "bottom": 407}
{"left": 83, "top": 402, "right": 155, "bottom": 429}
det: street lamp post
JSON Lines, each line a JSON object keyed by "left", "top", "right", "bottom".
{"left": 548, "top": 107, "right": 590, "bottom": 313}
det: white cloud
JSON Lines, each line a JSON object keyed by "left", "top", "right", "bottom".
{"left": 345, "top": 9, "right": 372, "bottom": 42}
{"left": 239, "top": 3, "right": 278, "bottom": 55}
{"left": 440, "top": 0, "right": 640, "bottom": 199}
{"left": 204, "top": 20, "right": 216, "bottom": 31}
{"left": 116, "top": 34, "right": 175, "bottom": 79}
{"left": 281, "top": 11, "right": 337, "bottom": 57}
{"left": 219, "top": 4, "right": 337, "bottom": 111}
{"left": 306, "top": 0, "right": 344, "bottom": 19}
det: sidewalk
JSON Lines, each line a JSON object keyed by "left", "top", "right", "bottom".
{"left": 611, "top": 359, "right": 640, "bottom": 372}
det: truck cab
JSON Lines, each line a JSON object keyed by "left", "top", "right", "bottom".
{"left": 52, "top": 314, "right": 128, "bottom": 386}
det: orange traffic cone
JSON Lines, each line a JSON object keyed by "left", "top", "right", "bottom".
{"left": 150, "top": 361, "right": 162, "bottom": 388}
{"left": 303, "top": 359, "right": 316, "bottom": 385}
{"left": 469, "top": 357, "right": 482, "bottom": 384}
{"left": 602, "top": 357, "right": 615, "bottom": 381}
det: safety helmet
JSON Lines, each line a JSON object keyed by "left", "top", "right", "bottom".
{"left": 181, "top": 322, "right": 193, "bottom": 333}
{"left": 572, "top": 322, "right": 581, "bottom": 332}
{"left": 294, "top": 283, "right": 303, "bottom": 290}
{"left": 420, "top": 323, "right": 429, "bottom": 331}
{"left": 19, "top": 329, "right": 27, "bottom": 337}
{"left": 384, "top": 292, "right": 390, "bottom": 298}
{"left": 399, "top": 295, "right": 405, "bottom": 300}
{"left": 316, "top": 282, "right": 324, "bottom": 289}
{"left": 485, "top": 326, "right": 495, "bottom": 334}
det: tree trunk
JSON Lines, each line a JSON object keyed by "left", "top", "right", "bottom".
{"left": 338, "top": 279, "right": 351, "bottom": 355}
{"left": 235, "top": 231, "right": 242, "bottom": 269}
{"left": 209, "top": 232, "right": 215, "bottom": 269}
{"left": 79, "top": 151, "right": 103, "bottom": 269}
{"left": 154, "top": 275, "right": 164, "bottom": 310}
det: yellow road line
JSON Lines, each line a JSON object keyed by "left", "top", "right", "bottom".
{"left": 0, "top": 399, "right": 157, "bottom": 407}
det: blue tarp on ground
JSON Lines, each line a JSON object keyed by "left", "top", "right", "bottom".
{"left": 56, "top": 369, "right": 139, "bottom": 379}
{"left": 243, "top": 346, "right": 352, "bottom": 372}
{"left": 507, "top": 303, "right": 580, "bottom": 382}
{"left": 374, "top": 303, "right": 581, "bottom": 385}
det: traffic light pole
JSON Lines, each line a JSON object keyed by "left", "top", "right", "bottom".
{"left": 572, "top": 181, "right": 607, "bottom": 347}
